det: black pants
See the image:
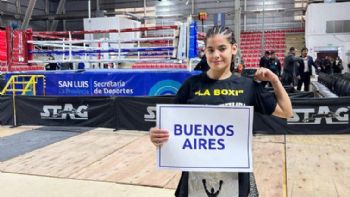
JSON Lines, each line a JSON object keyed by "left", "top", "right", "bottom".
{"left": 297, "top": 72, "right": 311, "bottom": 91}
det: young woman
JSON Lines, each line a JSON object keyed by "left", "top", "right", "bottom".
{"left": 150, "top": 26, "right": 293, "bottom": 197}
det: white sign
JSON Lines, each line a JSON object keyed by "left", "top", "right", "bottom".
{"left": 156, "top": 104, "right": 253, "bottom": 172}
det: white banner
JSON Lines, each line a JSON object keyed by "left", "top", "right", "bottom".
{"left": 156, "top": 104, "right": 253, "bottom": 172}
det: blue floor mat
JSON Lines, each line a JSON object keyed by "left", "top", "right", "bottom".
{"left": 0, "top": 127, "right": 91, "bottom": 161}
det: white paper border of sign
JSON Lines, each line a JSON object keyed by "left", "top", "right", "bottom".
{"left": 156, "top": 104, "right": 253, "bottom": 172}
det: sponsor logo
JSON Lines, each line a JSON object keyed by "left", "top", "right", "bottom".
{"left": 144, "top": 106, "right": 156, "bottom": 122}
{"left": 40, "top": 104, "right": 88, "bottom": 120}
{"left": 288, "top": 106, "right": 349, "bottom": 125}
{"left": 58, "top": 81, "right": 89, "bottom": 88}
{"left": 148, "top": 80, "right": 181, "bottom": 96}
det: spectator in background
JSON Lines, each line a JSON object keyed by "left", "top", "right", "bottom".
{"left": 282, "top": 47, "right": 299, "bottom": 86}
{"left": 314, "top": 57, "right": 323, "bottom": 74}
{"left": 259, "top": 51, "right": 271, "bottom": 87}
{"left": 297, "top": 47, "right": 317, "bottom": 91}
{"left": 323, "top": 56, "right": 332, "bottom": 74}
{"left": 330, "top": 57, "right": 335, "bottom": 70}
{"left": 268, "top": 51, "right": 281, "bottom": 77}
{"left": 333, "top": 56, "right": 343, "bottom": 74}
{"left": 45, "top": 56, "right": 59, "bottom": 70}
{"left": 234, "top": 59, "right": 245, "bottom": 75}
{"left": 259, "top": 51, "right": 270, "bottom": 68}
{"left": 108, "top": 63, "right": 114, "bottom": 69}
{"left": 60, "top": 62, "right": 72, "bottom": 70}
{"left": 236, "top": 63, "right": 245, "bottom": 74}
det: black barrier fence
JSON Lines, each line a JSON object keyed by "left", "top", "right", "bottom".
{"left": 0, "top": 95, "right": 349, "bottom": 134}
{"left": 255, "top": 97, "right": 350, "bottom": 134}
{"left": 115, "top": 96, "right": 174, "bottom": 131}
{"left": 0, "top": 95, "right": 14, "bottom": 125}
{"left": 286, "top": 97, "right": 350, "bottom": 134}
{"left": 15, "top": 96, "right": 116, "bottom": 128}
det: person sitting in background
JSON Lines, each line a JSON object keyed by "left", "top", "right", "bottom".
{"left": 45, "top": 56, "right": 59, "bottom": 70}
{"left": 60, "top": 62, "right": 72, "bottom": 70}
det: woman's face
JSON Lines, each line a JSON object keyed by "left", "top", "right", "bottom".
{"left": 205, "top": 34, "right": 237, "bottom": 72}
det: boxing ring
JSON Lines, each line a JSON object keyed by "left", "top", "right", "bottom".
{"left": 0, "top": 19, "right": 197, "bottom": 72}
{"left": 28, "top": 21, "right": 194, "bottom": 67}
{"left": 1, "top": 20, "right": 200, "bottom": 97}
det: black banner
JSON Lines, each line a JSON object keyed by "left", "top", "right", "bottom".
{"left": 254, "top": 113, "right": 287, "bottom": 134}
{"left": 253, "top": 97, "right": 350, "bottom": 134}
{"left": 15, "top": 96, "right": 116, "bottom": 128}
{"left": 116, "top": 96, "right": 350, "bottom": 134}
{"left": 115, "top": 96, "right": 174, "bottom": 131}
{"left": 285, "top": 97, "right": 350, "bottom": 134}
{"left": 115, "top": 96, "right": 290, "bottom": 134}
{"left": 0, "top": 95, "right": 14, "bottom": 125}
{"left": 9, "top": 95, "right": 350, "bottom": 134}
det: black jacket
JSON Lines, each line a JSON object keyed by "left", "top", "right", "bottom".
{"left": 283, "top": 54, "right": 299, "bottom": 75}
{"left": 259, "top": 56, "right": 269, "bottom": 68}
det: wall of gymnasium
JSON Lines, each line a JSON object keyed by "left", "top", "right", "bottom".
{"left": 154, "top": 0, "right": 301, "bottom": 32}
{"left": 48, "top": 0, "right": 303, "bottom": 33}
{"left": 305, "top": 2, "right": 350, "bottom": 72}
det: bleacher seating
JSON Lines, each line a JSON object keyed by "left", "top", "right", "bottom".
{"left": 240, "top": 29, "right": 304, "bottom": 68}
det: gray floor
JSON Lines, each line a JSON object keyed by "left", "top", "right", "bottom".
{"left": 0, "top": 126, "right": 90, "bottom": 161}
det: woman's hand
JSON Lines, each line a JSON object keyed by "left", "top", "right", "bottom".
{"left": 254, "top": 67, "right": 279, "bottom": 83}
{"left": 149, "top": 127, "right": 170, "bottom": 147}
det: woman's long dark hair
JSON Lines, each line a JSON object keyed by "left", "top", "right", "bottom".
{"left": 205, "top": 26, "right": 236, "bottom": 72}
